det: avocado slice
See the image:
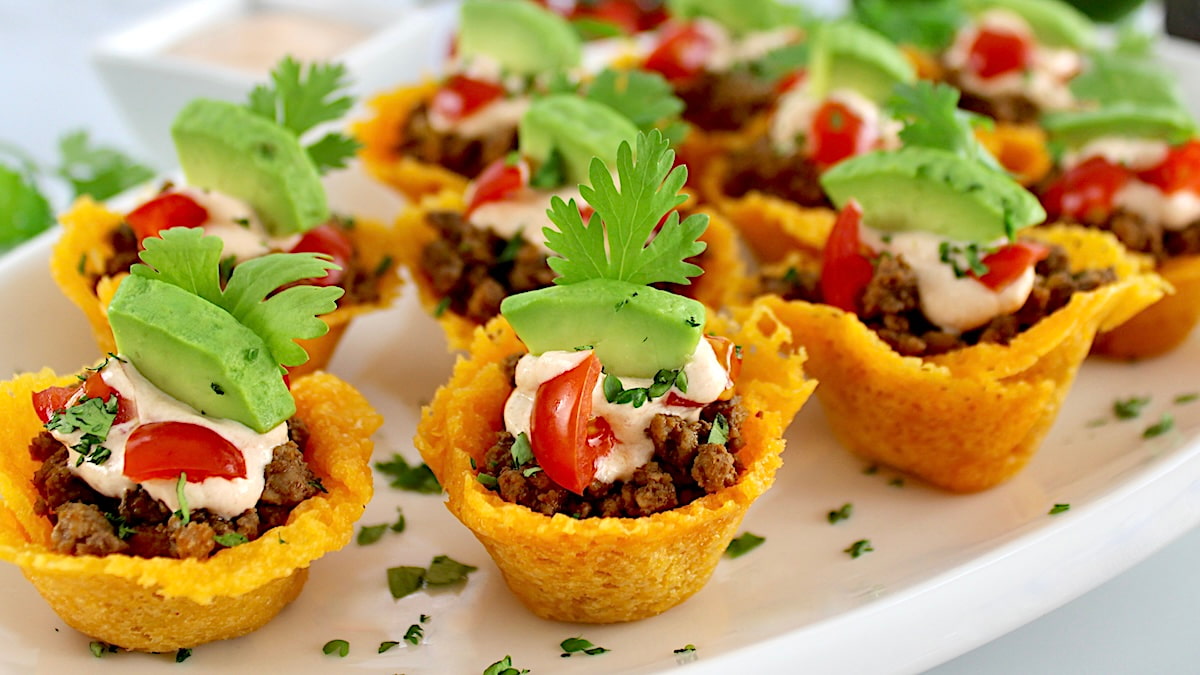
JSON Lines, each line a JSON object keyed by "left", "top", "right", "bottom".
{"left": 500, "top": 279, "right": 705, "bottom": 378}
{"left": 109, "top": 275, "right": 295, "bottom": 433}
{"left": 666, "top": 0, "right": 803, "bottom": 36}
{"left": 820, "top": 147, "right": 1046, "bottom": 243}
{"left": 458, "top": 0, "right": 581, "bottom": 76}
{"left": 1070, "top": 52, "right": 1185, "bottom": 110}
{"left": 1043, "top": 103, "right": 1198, "bottom": 149}
{"left": 963, "top": 0, "right": 1095, "bottom": 49}
{"left": 519, "top": 95, "right": 641, "bottom": 185}
{"left": 172, "top": 99, "right": 328, "bottom": 236}
{"left": 806, "top": 21, "right": 916, "bottom": 104}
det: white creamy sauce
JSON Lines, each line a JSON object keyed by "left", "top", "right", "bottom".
{"left": 1115, "top": 181, "right": 1200, "bottom": 230}
{"left": 768, "top": 88, "right": 901, "bottom": 156}
{"left": 860, "top": 227, "right": 1036, "bottom": 333}
{"left": 943, "top": 9, "right": 1080, "bottom": 112}
{"left": 468, "top": 185, "right": 588, "bottom": 253}
{"left": 175, "top": 187, "right": 301, "bottom": 261}
{"left": 428, "top": 96, "right": 531, "bottom": 139}
{"left": 695, "top": 20, "right": 800, "bottom": 72}
{"left": 53, "top": 359, "right": 287, "bottom": 519}
{"left": 504, "top": 338, "right": 730, "bottom": 484}
{"left": 1063, "top": 137, "right": 1170, "bottom": 172}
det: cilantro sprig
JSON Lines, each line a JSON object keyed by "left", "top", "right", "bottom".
{"left": 246, "top": 56, "right": 361, "bottom": 173}
{"left": 45, "top": 395, "right": 119, "bottom": 466}
{"left": 887, "top": 81, "right": 1001, "bottom": 171}
{"left": 544, "top": 129, "right": 707, "bottom": 286}
{"left": 131, "top": 227, "right": 343, "bottom": 367}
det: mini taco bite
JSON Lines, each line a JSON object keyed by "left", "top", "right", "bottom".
{"left": 52, "top": 58, "right": 402, "bottom": 377}
{"left": 0, "top": 229, "right": 379, "bottom": 651}
{"left": 415, "top": 131, "right": 812, "bottom": 622}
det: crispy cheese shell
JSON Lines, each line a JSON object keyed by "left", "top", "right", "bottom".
{"left": 395, "top": 190, "right": 750, "bottom": 351}
{"left": 974, "top": 123, "right": 1053, "bottom": 187}
{"left": 0, "top": 370, "right": 379, "bottom": 651}
{"left": 50, "top": 197, "right": 404, "bottom": 377}
{"left": 746, "top": 225, "right": 1167, "bottom": 492}
{"left": 1092, "top": 253, "right": 1200, "bottom": 359}
{"left": 414, "top": 300, "right": 814, "bottom": 622}
{"left": 353, "top": 80, "right": 470, "bottom": 203}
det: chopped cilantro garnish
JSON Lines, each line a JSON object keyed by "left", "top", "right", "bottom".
{"left": 560, "top": 636, "right": 610, "bottom": 657}
{"left": 386, "top": 566, "right": 426, "bottom": 600}
{"left": 603, "top": 368, "right": 686, "bottom": 408}
{"left": 510, "top": 432, "right": 534, "bottom": 468}
{"left": 529, "top": 151, "right": 565, "bottom": 189}
{"left": 175, "top": 648, "right": 193, "bottom": 663}
{"left": 1049, "top": 503, "right": 1070, "bottom": 515}
{"left": 497, "top": 231, "right": 527, "bottom": 263}
{"left": 889, "top": 478, "right": 905, "bottom": 488}
{"left": 391, "top": 507, "right": 407, "bottom": 533}
{"left": 89, "top": 641, "right": 116, "bottom": 658}
{"left": 426, "top": 555, "right": 478, "bottom": 585}
{"left": 863, "top": 465, "right": 879, "bottom": 475}
{"left": 844, "top": 539, "right": 874, "bottom": 558}
{"left": 421, "top": 613, "right": 431, "bottom": 623}
{"left": 827, "top": 503, "right": 853, "bottom": 524}
{"left": 45, "top": 393, "right": 118, "bottom": 467}
{"left": 374, "top": 254, "right": 394, "bottom": 277}
{"left": 375, "top": 454, "right": 442, "bottom": 494}
{"left": 708, "top": 413, "right": 729, "bottom": 445}
{"left": 357, "top": 523, "right": 388, "bottom": 546}
{"left": 1175, "top": 393, "right": 1199, "bottom": 405}
{"left": 1143, "top": 413, "right": 1175, "bottom": 439}
{"left": 404, "top": 623, "right": 424, "bottom": 645}
{"left": 1114, "top": 396, "right": 1151, "bottom": 420}
{"left": 433, "top": 297, "right": 452, "bottom": 318}
{"left": 246, "top": 57, "right": 360, "bottom": 173}
{"left": 674, "top": 644, "right": 697, "bottom": 654}
{"left": 214, "top": 531, "right": 248, "bottom": 547}
{"left": 725, "top": 532, "right": 765, "bottom": 558}
{"left": 483, "top": 655, "right": 529, "bottom": 675}
{"left": 476, "top": 473, "right": 499, "bottom": 488}
{"left": 104, "top": 511, "right": 136, "bottom": 540}
{"left": 322, "top": 639, "right": 350, "bottom": 657}
{"left": 378, "top": 641, "right": 400, "bottom": 653}
{"left": 175, "top": 473, "right": 190, "bottom": 524}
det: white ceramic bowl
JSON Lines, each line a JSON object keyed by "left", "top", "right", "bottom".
{"left": 92, "top": 0, "right": 458, "bottom": 165}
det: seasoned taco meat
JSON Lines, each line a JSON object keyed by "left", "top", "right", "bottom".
{"left": 676, "top": 70, "right": 776, "bottom": 132}
{"left": 399, "top": 103, "right": 519, "bottom": 179}
{"left": 723, "top": 136, "right": 832, "bottom": 207}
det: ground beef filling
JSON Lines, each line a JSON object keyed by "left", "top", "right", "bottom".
{"left": 477, "top": 398, "right": 748, "bottom": 518}
{"left": 676, "top": 70, "right": 777, "bottom": 132}
{"left": 722, "top": 136, "right": 832, "bottom": 207}
{"left": 420, "top": 210, "right": 713, "bottom": 324}
{"left": 99, "top": 219, "right": 384, "bottom": 306}
{"left": 761, "top": 241, "right": 1117, "bottom": 357}
{"left": 1078, "top": 208, "right": 1200, "bottom": 262}
{"left": 31, "top": 418, "right": 320, "bottom": 560}
{"left": 944, "top": 70, "right": 1041, "bottom": 125}
{"left": 399, "top": 103, "right": 518, "bottom": 180}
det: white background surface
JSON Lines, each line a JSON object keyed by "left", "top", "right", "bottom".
{"left": 4, "top": 1, "right": 1200, "bottom": 673}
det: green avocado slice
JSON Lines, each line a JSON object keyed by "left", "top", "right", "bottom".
{"left": 172, "top": 99, "right": 328, "bottom": 237}
{"left": 109, "top": 275, "right": 295, "bottom": 433}
{"left": 1043, "top": 103, "right": 1198, "bottom": 148}
{"left": 963, "top": 0, "right": 1095, "bottom": 49}
{"left": 500, "top": 279, "right": 705, "bottom": 378}
{"left": 820, "top": 147, "right": 1046, "bottom": 243}
{"left": 458, "top": 0, "right": 581, "bottom": 76}
{"left": 519, "top": 95, "right": 641, "bottom": 185}
{"left": 806, "top": 21, "right": 916, "bottom": 104}
{"left": 665, "top": 0, "right": 803, "bottom": 36}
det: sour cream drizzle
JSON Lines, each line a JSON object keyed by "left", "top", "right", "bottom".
{"left": 503, "top": 338, "right": 730, "bottom": 484}
{"left": 1066, "top": 137, "right": 1200, "bottom": 230}
{"left": 469, "top": 184, "right": 589, "bottom": 254}
{"left": 769, "top": 88, "right": 902, "bottom": 156}
{"left": 173, "top": 187, "right": 301, "bottom": 261}
{"left": 52, "top": 359, "right": 286, "bottom": 519}
{"left": 859, "top": 227, "right": 1036, "bottom": 334}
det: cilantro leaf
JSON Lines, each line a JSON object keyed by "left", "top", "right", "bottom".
{"left": 132, "top": 228, "right": 343, "bottom": 367}
{"left": 425, "top": 555, "right": 477, "bottom": 585}
{"left": 55, "top": 130, "right": 154, "bottom": 201}
{"left": 560, "top": 636, "right": 610, "bottom": 657}
{"left": 586, "top": 69, "right": 684, "bottom": 136}
{"left": 725, "top": 532, "right": 765, "bottom": 558}
{"left": 375, "top": 453, "right": 442, "bottom": 494}
{"left": 214, "top": 531, "right": 248, "bottom": 547}
{"left": 357, "top": 523, "right": 388, "bottom": 546}
{"left": 306, "top": 132, "right": 362, "bottom": 173}
{"left": 852, "top": 0, "right": 965, "bottom": 51}
{"left": 0, "top": 164, "right": 52, "bottom": 250}
{"left": 386, "top": 566, "right": 426, "bottom": 599}
{"left": 246, "top": 57, "right": 360, "bottom": 173}
{"left": 545, "top": 130, "right": 707, "bottom": 286}
{"left": 484, "top": 655, "right": 529, "bottom": 675}
{"left": 887, "top": 81, "right": 1001, "bottom": 170}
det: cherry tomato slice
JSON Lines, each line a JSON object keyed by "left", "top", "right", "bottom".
{"left": 573, "top": 0, "right": 641, "bottom": 34}
{"left": 821, "top": 200, "right": 874, "bottom": 313}
{"left": 775, "top": 69, "right": 807, "bottom": 95}
{"left": 288, "top": 223, "right": 353, "bottom": 287}
{"left": 973, "top": 240, "right": 1050, "bottom": 291}
{"left": 465, "top": 156, "right": 529, "bottom": 216}
{"left": 966, "top": 26, "right": 1032, "bottom": 80}
{"left": 809, "top": 100, "right": 871, "bottom": 168}
{"left": 644, "top": 22, "right": 715, "bottom": 82}
{"left": 1041, "top": 156, "right": 1132, "bottom": 225}
{"left": 125, "top": 193, "right": 209, "bottom": 242}
{"left": 529, "top": 352, "right": 605, "bottom": 495}
{"left": 431, "top": 75, "right": 506, "bottom": 123}
{"left": 33, "top": 371, "right": 132, "bottom": 425}
{"left": 123, "top": 421, "right": 247, "bottom": 482}
{"left": 1138, "top": 139, "right": 1200, "bottom": 194}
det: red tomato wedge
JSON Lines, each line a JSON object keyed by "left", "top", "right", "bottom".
{"left": 33, "top": 371, "right": 132, "bottom": 425}
{"left": 644, "top": 22, "right": 715, "bottom": 82}
{"left": 821, "top": 200, "right": 874, "bottom": 313}
{"left": 125, "top": 193, "right": 209, "bottom": 242}
{"left": 1041, "top": 156, "right": 1132, "bottom": 224}
{"left": 809, "top": 100, "right": 871, "bottom": 168}
{"left": 966, "top": 26, "right": 1033, "bottom": 79}
{"left": 123, "top": 421, "right": 247, "bottom": 482}
{"left": 973, "top": 241, "right": 1050, "bottom": 290}
{"left": 1138, "top": 139, "right": 1200, "bottom": 194}
{"left": 431, "top": 75, "right": 506, "bottom": 123}
{"left": 529, "top": 352, "right": 608, "bottom": 494}
{"left": 573, "top": 0, "right": 641, "bottom": 34}
{"left": 288, "top": 223, "right": 353, "bottom": 287}
{"left": 465, "top": 156, "right": 529, "bottom": 216}
{"left": 775, "top": 69, "right": 806, "bottom": 94}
